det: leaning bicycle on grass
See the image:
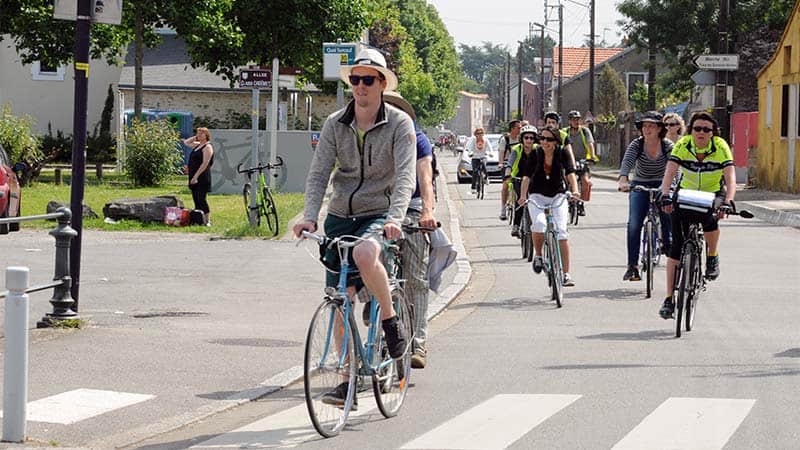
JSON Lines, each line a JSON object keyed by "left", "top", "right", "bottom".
{"left": 237, "top": 156, "right": 284, "bottom": 236}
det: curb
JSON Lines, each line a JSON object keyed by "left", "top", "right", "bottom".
{"left": 110, "top": 167, "right": 472, "bottom": 449}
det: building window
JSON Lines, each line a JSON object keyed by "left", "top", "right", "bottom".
{"left": 626, "top": 72, "right": 647, "bottom": 101}
{"left": 31, "top": 61, "right": 66, "bottom": 81}
{"left": 780, "top": 84, "right": 789, "bottom": 138}
{"left": 766, "top": 81, "right": 772, "bottom": 128}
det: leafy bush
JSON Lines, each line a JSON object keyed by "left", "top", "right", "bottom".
{"left": 124, "top": 119, "right": 182, "bottom": 186}
{"left": 40, "top": 124, "right": 73, "bottom": 162}
{"left": 87, "top": 85, "right": 117, "bottom": 163}
{"left": 0, "top": 104, "right": 46, "bottom": 185}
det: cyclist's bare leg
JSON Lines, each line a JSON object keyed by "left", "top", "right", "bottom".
{"left": 501, "top": 178, "right": 508, "bottom": 207}
{"left": 353, "top": 240, "right": 395, "bottom": 320}
{"left": 704, "top": 229, "right": 720, "bottom": 255}
{"left": 558, "top": 239, "right": 570, "bottom": 273}
{"left": 665, "top": 256, "right": 679, "bottom": 295}
{"left": 532, "top": 232, "right": 545, "bottom": 256}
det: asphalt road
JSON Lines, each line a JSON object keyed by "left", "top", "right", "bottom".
{"left": 129, "top": 152, "right": 800, "bottom": 450}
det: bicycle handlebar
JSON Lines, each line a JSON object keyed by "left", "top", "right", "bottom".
{"left": 525, "top": 193, "right": 571, "bottom": 210}
{"left": 237, "top": 155, "right": 284, "bottom": 175}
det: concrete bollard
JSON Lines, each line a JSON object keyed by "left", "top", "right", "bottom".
{"left": 3, "top": 267, "right": 29, "bottom": 443}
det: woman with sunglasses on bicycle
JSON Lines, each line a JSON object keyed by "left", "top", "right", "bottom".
{"left": 465, "top": 127, "right": 493, "bottom": 195}
{"left": 657, "top": 111, "right": 736, "bottom": 319}
{"left": 518, "top": 125, "right": 580, "bottom": 286}
{"left": 618, "top": 111, "right": 674, "bottom": 282}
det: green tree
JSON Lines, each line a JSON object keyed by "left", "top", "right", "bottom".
{"left": 596, "top": 64, "right": 629, "bottom": 119}
{"left": 459, "top": 42, "right": 507, "bottom": 86}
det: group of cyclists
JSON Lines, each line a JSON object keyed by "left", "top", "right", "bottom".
{"left": 474, "top": 108, "right": 737, "bottom": 319}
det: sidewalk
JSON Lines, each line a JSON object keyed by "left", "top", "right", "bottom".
{"left": 0, "top": 167, "right": 470, "bottom": 448}
{"left": 592, "top": 168, "right": 800, "bottom": 229}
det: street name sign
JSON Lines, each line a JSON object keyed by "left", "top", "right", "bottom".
{"left": 239, "top": 69, "right": 272, "bottom": 89}
{"left": 693, "top": 54, "right": 739, "bottom": 71}
{"left": 323, "top": 42, "right": 357, "bottom": 81}
{"left": 53, "top": 0, "right": 124, "bottom": 25}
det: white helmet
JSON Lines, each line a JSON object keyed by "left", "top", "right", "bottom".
{"left": 519, "top": 125, "right": 538, "bottom": 138}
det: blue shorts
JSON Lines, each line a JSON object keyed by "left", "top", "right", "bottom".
{"left": 323, "top": 214, "right": 387, "bottom": 288}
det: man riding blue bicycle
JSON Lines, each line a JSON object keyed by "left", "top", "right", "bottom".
{"left": 293, "top": 46, "right": 416, "bottom": 392}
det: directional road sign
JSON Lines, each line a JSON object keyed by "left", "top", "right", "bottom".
{"left": 693, "top": 54, "right": 739, "bottom": 71}
{"left": 239, "top": 69, "right": 272, "bottom": 89}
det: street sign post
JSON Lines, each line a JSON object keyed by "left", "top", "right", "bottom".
{"left": 239, "top": 69, "right": 272, "bottom": 89}
{"left": 693, "top": 54, "right": 739, "bottom": 71}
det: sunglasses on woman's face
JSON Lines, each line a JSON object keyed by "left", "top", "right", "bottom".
{"left": 522, "top": 135, "right": 536, "bottom": 141}
{"left": 541, "top": 136, "right": 558, "bottom": 143}
{"left": 349, "top": 75, "right": 379, "bottom": 86}
{"left": 692, "top": 126, "right": 713, "bottom": 133}
{"left": 475, "top": 132, "right": 484, "bottom": 135}
{"left": 666, "top": 122, "right": 680, "bottom": 127}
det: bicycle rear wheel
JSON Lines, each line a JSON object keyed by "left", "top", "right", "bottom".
{"left": 643, "top": 221, "right": 654, "bottom": 299}
{"left": 261, "top": 186, "right": 279, "bottom": 236}
{"left": 304, "top": 300, "right": 357, "bottom": 437}
{"left": 373, "top": 286, "right": 412, "bottom": 418}
{"left": 674, "top": 248, "right": 694, "bottom": 338}
{"left": 547, "top": 231, "right": 563, "bottom": 308}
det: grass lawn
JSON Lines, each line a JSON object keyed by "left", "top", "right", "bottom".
{"left": 20, "top": 170, "right": 304, "bottom": 238}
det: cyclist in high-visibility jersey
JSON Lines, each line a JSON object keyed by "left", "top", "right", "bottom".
{"left": 504, "top": 125, "right": 539, "bottom": 236}
{"left": 657, "top": 111, "right": 736, "bottom": 319}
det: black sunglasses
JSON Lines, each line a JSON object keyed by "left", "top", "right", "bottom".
{"left": 541, "top": 136, "right": 558, "bottom": 143}
{"left": 522, "top": 135, "right": 536, "bottom": 141}
{"left": 349, "top": 75, "right": 380, "bottom": 86}
{"left": 666, "top": 122, "right": 680, "bottom": 127}
{"left": 692, "top": 126, "right": 713, "bottom": 133}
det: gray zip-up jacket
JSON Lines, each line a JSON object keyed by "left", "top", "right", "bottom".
{"left": 303, "top": 100, "right": 416, "bottom": 225}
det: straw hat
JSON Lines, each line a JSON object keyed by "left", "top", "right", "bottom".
{"left": 339, "top": 48, "right": 398, "bottom": 91}
{"left": 382, "top": 91, "right": 416, "bottom": 121}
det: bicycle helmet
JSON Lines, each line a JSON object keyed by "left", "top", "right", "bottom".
{"left": 568, "top": 110, "right": 581, "bottom": 120}
{"left": 519, "top": 125, "right": 538, "bottom": 139}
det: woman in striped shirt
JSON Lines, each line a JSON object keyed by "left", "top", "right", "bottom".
{"left": 617, "top": 111, "right": 674, "bottom": 282}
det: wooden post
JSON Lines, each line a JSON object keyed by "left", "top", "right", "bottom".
{"left": 54, "top": 168, "right": 63, "bottom": 186}
{"left": 95, "top": 162, "right": 103, "bottom": 180}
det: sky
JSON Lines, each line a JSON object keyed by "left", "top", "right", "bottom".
{"left": 426, "top": 0, "right": 627, "bottom": 51}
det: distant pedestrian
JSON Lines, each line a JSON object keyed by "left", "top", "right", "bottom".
{"left": 183, "top": 127, "right": 214, "bottom": 225}
{"left": 663, "top": 112, "right": 686, "bottom": 144}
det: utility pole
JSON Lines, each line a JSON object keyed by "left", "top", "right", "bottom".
{"left": 716, "top": 0, "right": 731, "bottom": 141}
{"left": 558, "top": 4, "right": 563, "bottom": 120}
{"left": 589, "top": 0, "right": 595, "bottom": 117}
{"left": 517, "top": 44, "right": 523, "bottom": 120}
{"left": 506, "top": 52, "right": 511, "bottom": 122}
{"left": 533, "top": 22, "right": 546, "bottom": 120}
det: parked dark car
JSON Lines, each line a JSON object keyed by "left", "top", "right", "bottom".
{"left": 0, "top": 143, "right": 22, "bottom": 234}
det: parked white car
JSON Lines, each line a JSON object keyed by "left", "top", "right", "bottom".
{"left": 456, "top": 133, "right": 503, "bottom": 183}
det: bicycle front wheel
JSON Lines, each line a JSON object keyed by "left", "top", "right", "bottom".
{"left": 373, "top": 286, "right": 412, "bottom": 418}
{"left": 684, "top": 246, "right": 701, "bottom": 332}
{"left": 674, "top": 249, "right": 693, "bottom": 338}
{"left": 262, "top": 186, "right": 279, "bottom": 236}
{"left": 547, "top": 231, "right": 563, "bottom": 308}
{"left": 643, "top": 220, "right": 654, "bottom": 299}
{"left": 304, "top": 300, "right": 357, "bottom": 437}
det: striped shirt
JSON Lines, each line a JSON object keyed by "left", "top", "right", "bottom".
{"left": 618, "top": 137, "right": 673, "bottom": 183}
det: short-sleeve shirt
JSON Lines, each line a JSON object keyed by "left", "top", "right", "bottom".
{"left": 520, "top": 146, "right": 576, "bottom": 197}
{"left": 669, "top": 135, "right": 733, "bottom": 193}
{"left": 412, "top": 130, "right": 433, "bottom": 199}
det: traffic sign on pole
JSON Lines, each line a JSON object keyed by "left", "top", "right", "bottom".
{"left": 239, "top": 69, "right": 272, "bottom": 89}
{"left": 693, "top": 54, "right": 739, "bottom": 71}
{"left": 323, "top": 42, "right": 357, "bottom": 81}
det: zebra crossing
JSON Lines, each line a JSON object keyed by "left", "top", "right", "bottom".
{"left": 188, "top": 393, "right": 756, "bottom": 449}
{"left": 0, "top": 388, "right": 154, "bottom": 425}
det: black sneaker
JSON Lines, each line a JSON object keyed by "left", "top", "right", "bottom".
{"left": 706, "top": 255, "right": 720, "bottom": 280}
{"left": 322, "top": 382, "right": 358, "bottom": 410}
{"left": 511, "top": 225, "right": 520, "bottom": 237}
{"left": 577, "top": 202, "right": 586, "bottom": 216}
{"left": 623, "top": 266, "right": 641, "bottom": 281}
{"left": 382, "top": 316, "right": 407, "bottom": 359}
{"left": 659, "top": 298, "right": 675, "bottom": 319}
{"left": 532, "top": 256, "right": 544, "bottom": 274}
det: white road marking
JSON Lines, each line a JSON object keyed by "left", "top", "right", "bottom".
{"left": 612, "top": 397, "right": 756, "bottom": 450}
{"left": 191, "top": 395, "right": 378, "bottom": 448}
{"left": 401, "top": 394, "right": 581, "bottom": 450}
{"left": 0, "top": 388, "right": 154, "bottom": 425}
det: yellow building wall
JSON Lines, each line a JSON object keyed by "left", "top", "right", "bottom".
{"left": 757, "top": 4, "right": 800, "bottom": 193}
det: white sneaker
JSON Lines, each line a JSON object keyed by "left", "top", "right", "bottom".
{"left": 499, "top": 208, "right": 507, "bottom": 220}
{"left": 563, "top": 273, "right": 575, "bottom": 287}
{"left": 471, "top": 188, "right": 476, "bottom": 194}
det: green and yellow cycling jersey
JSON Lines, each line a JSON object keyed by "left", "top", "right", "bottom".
{"left": 669, "top": 135, "right": 734, "bottom": 193}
